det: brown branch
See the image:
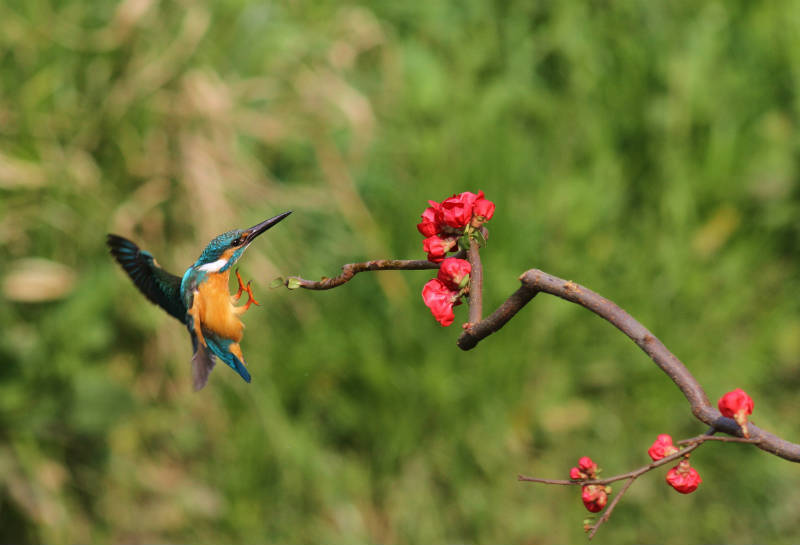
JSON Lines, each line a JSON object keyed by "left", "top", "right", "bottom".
{"left": 466, "top": 239, "right": 483, "bottom": 324}
{"left": 677, "top": 435, "right": 760, "bottom": 446}
{"left": 284, "top": 259, "right": 440, "bottom": 290}
{"left": 283, "top": 257, "right": 800, "bottom": 462}
{"left": 281, "top": 247, "right": 800, "bottom": 540}
{"left": 460, "top": 269, "right": 800, "bottom": 463}
{"left": 283, "top": 250, "right": 468, "bottom": 290}
{"left": 456, "top": 285, "right": 537, "bottom": 349}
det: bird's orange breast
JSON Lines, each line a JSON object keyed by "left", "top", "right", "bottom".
{"left": 197, "top": 271, "right": 244, "bottom": 342}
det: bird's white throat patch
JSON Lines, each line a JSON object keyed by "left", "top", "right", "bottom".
{"left": 198, "top": 258, "right": 228, "bottom": 273}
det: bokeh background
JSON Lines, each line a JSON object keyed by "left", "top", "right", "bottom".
{"left": 2, "top": 0, "right": 800, "bottom": 543}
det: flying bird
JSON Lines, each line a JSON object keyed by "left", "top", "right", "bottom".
{"left": 107, "top": 212, "right": 291, "bottom": 390}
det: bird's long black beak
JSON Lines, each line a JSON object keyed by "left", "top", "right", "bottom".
{"left": 243, "top": 211, "right": 292, "bottom": 244}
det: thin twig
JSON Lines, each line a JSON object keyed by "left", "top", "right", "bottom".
{"left": 284, "top": 259, "right": 440, "bottom": 290}
{"left": 518, "top": 436, "right": 705, "bottom": 487}
{"left": 520, "top": 430, "right": 722, "bottom": 538}
{"left": 516, "top": 430, "right": 768, "bottom": 488}
{"left": 588, "top": 476, "right": 636, "bottom": 540}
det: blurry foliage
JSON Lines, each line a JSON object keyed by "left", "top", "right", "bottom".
{"left": 1, "top": 0, "right": 800, "bottom": 543}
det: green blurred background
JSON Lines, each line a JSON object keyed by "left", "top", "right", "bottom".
{"left": 2, "top": 0, "right": 800, "bottom": 543}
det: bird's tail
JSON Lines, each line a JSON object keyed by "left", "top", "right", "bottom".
{"left": 191, "top": 344, "right": 217, "bottom": 391}
{"left": 203, "top": 335, "right": 252, "bottom": 384}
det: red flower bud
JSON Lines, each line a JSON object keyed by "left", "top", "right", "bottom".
{"left": 581, "top": 485, "right": 608, "bottom": 513}
{"left": 718, "top": 388, "right": 754, "bottom": 438}
{"left": 421, "top": 279, "right": 459, "bottom": 326}
{"left": 718, "top": 388, "right": 754, "bottom": 418}
{"left": 665, "top": 459, "right": 702, "bottom": 494}
{"left": 578, "top": 456, "right": 597, "bottom": 475}
{"left": 417, "top": 203, "right": 443, "bottom": 237}
{"left": 472, "top": 192, "right": 495, "bottom": 226}
{"left": 422, "top": 235, "right": 458, "bottom": 263}
{"left": 569, "top": 467, "right": 584, "bottom": 480}
{"left": 441, "top": 191, "right": 480, "bottom": 229}
{"left": 437, "top": 257, "right": 471, "bottom": 290}
{"left": 648, "top": 434, "right": 679, "bottom": 461}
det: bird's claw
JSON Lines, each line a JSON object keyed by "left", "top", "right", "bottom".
{"left": 234, "top": 269, "right": 260, "bottom": 311}
{"left": 234, "top": 268, "right": 246, "bottom": 300}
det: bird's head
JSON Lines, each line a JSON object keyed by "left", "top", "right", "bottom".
{"left": 195, "top": 211, "right": 291, "bottom": 273}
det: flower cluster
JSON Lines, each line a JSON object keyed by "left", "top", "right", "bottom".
{"left": 421, "top": 258, "right": 472, "bottom": 326}
{"left": 569, "top": 456, "right": 610, "bottom": 513}
{"left": 536, "top": 391, "right": 757, "bottom": 530}
{"left": 647, "top": 434, "right": 701, "bottom": 494}
{"left": 417, "top": 191, "right": 495, "bottom": 262}
{"left": 718, "top": 388, "right": 754, "bottom": 438}
{"left": 418, "top": 191, "right": 494, "bottom": 326}
{"left": 643, "top": 389, "right": 754, "bottom": 496}
{"left": 569, "top": 456, "right": 598, "bottom": 481}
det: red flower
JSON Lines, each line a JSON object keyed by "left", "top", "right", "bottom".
{"left": 718, "top": 388, "right": 754, "bottom": 438}
{"left": 417, "top": 202, "right": 443, "bottom": 237}
{"left": 422, "top": 279, "right": 459, "bottom": 326}
{"left": 581, "top": 485, "right": 608, "bottom": 513}
{"left": 570, "top": 456, "right": 598, "bottom": 481}
{"left": 416, "top": 191, "right": 495, "bottom": 260}
{"left": 472, "top": 192, "right": 495, "bottom": 226}
{"left": 422, "top": 235, "right": 458, "bottom": 263}
{"left": 441, "top": 191, "right": 480, "bottom": 229}
{"left": 648, "top": 434, "right": 679, "bottom": 461}
{"left": 437, "top": 258, "right": 471, "bottom": 290}
{"left": 718, "top": 388, "right": 754, "bottom": 418}
{"left": 665, "top": 459, "right": 702, "bottom": 494}
{"left": 578, "top": 456, "right": 597, "bottom": 475}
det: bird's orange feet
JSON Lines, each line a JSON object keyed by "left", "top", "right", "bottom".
{"left": 233, "top": 269, "right": 246, "bottom": 300}
{"left": 233, "top": 269, "right": 260, "bottom": 311}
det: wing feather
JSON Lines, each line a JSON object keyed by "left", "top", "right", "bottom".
{"left": 107, "top": 234, "right": 187, "bottom": 323}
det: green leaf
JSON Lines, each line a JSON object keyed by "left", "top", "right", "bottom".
{"left": 269, "top": 277, "right": 285, "bottom": 289}
{"left": 472, "top": 229, "right": 487, "bottom": 248}
{"left": 286, "top": 277, "right": 302, "bottom": 290}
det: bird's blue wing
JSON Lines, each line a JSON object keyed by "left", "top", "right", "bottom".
{"left": 107, "top": 234, "right": 187, "bottom": 323}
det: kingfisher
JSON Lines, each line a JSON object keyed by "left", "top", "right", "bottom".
{"left": 107, "top": 211, "right": 291, "bottom": 390}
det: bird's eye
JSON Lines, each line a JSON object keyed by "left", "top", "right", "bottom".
{"left": 232, "top": 237, "right": 243, "bottom": 246}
